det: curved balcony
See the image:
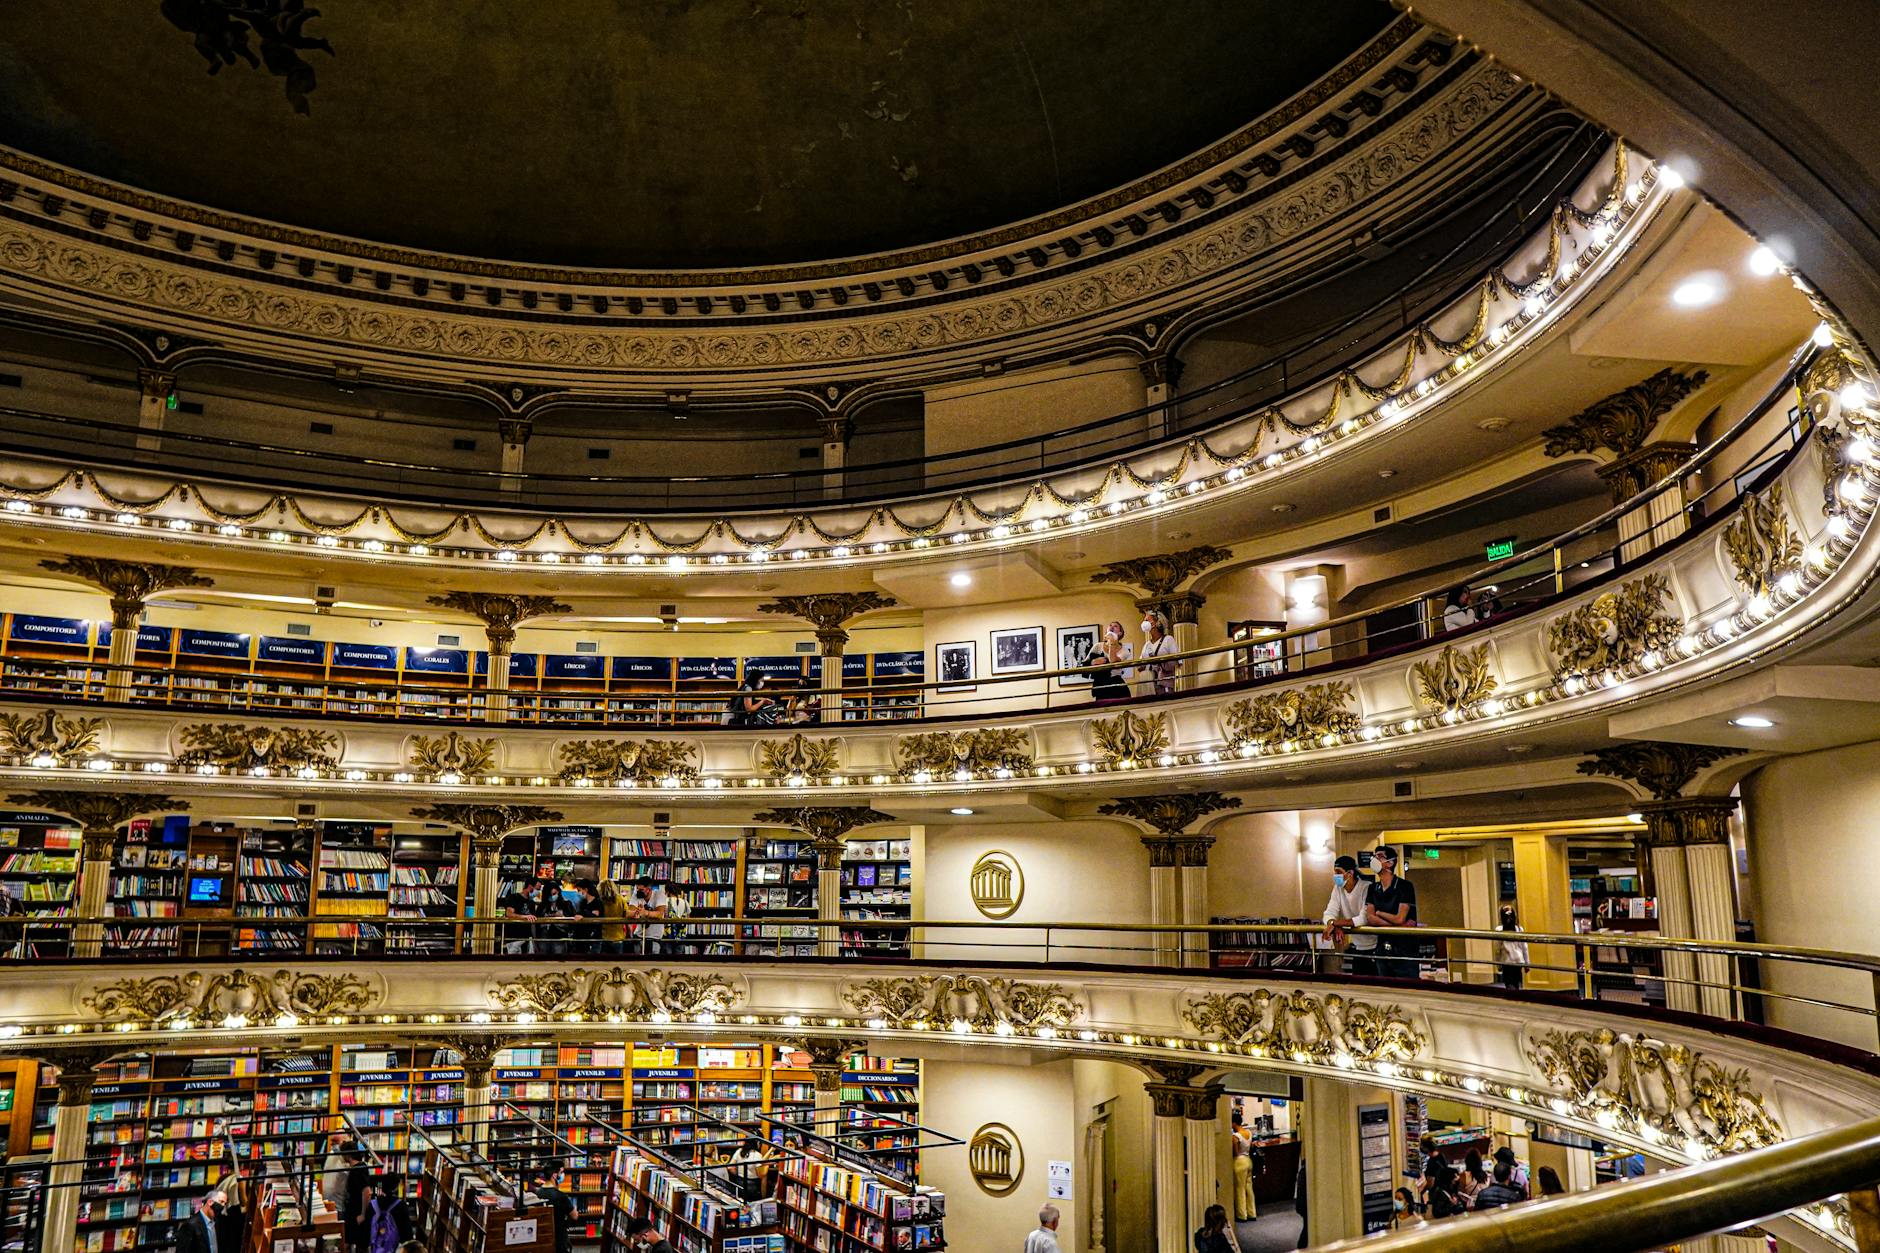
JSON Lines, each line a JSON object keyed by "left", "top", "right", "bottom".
{"left": 0, "top": 142, "right": 1645, "bottom": 558}
{"left": 0, "top": 321, "right": 1869, "bottom": 808}
{"left": 4, "top": 922, "right": 1879, "bottom": 1249}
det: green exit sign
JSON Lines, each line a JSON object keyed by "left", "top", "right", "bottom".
{"left": 165, "top": 392, "right": 179, "bottom": 410}
{"left": 1484, "top": 536, "right": 1517, "bottom": 561}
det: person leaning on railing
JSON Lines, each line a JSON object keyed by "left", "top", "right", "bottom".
{"left": 1363, "top": 846, "right": 1420, "bottom": 978}
{"left": 1321, "top": 855, "right": 1376, "bottom": 976}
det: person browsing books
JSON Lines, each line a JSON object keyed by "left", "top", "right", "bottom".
{"left": 623, "top": 1216, "right": 674, "bottom": 1253}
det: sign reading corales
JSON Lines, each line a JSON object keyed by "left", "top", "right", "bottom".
{"left": 404, "top": 647, "right": 469, "bottom": 674}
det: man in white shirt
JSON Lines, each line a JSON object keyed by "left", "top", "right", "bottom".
{"left": 1321, "top": 855, "right": 1376, "bottom": 976}
{"left": 1023, "top": 1203, "right": 1062, "bottom": 1253}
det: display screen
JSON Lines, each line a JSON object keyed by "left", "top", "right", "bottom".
{"left": 186, "top": 876, "right": 225, "bottom": 904}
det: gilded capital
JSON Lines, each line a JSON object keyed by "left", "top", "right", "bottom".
{"left": 8, "top": 791, "right": 188, "bottom": 841}
{"left": 40, "top": 556, "right": 213, "bottom": 629}
{"left": 1541, "top": 367, "right": 1708, "bottom": 459}
{"left": 1576, "top": 743, "right": 1744, "bottom": 801}
{"left": 754, "top": 806, "right": 894, "bottom": 844}
{"left": 411, "top": 803, "right": 564, "bottom": 843}
{"left": 1596, "top": 441, "right": 1698, "bottom": 503}
{"left": 1637, "top": 797, "right": 1738, "bottom": 847}
{"left": 755, "top": 592, "right": 898, "bottom": 645}
{"left": 1099, "top": 792, "right": 1241, "bottom": 837}
{"left": 40, "top": 1047, "right": 121, "bottom": 1105}
{"left": 1092, "top": 545, "right": 1232, "bottom": 600}
{"left": 425, "top": 592, "right": 571, "bottom": 655}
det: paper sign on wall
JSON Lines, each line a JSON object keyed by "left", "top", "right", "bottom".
{"left": 1047, "top": 1159, "right": 1073, "bottom": 1200}
{"left": 504, "top": 1219, "right": 537, "bottom": 1246}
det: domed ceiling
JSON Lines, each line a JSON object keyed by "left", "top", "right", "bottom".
{"left": 0, "top": 0, "right": 1393, "bottom": 269}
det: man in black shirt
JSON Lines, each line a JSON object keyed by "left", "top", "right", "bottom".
{"left": 529, "top": 1171, "right": 577, "bottom": 1253}
{"left": 624, "top": 1216, "right": 675, "bottom": 1253}
{"left": 1363, "top": 845, "right": 1420, "bottom": 979}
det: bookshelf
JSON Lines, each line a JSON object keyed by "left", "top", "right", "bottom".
{"left": 0, "top": 809, "right": 80, "bottom": 958}
{"left": 106, "top": 817, "right": 191, "bottom": 957}
{"left": 1, "top": 613, "right": 99, "bottom": 698}
{"left": 236, "top": 826, "right": 314, "bottom": 955}
{"left": 313, "top": 821, "right": 392, "bottom": 956}
{"left": 840, "top": 652, "right": 925, "bottom": 723}
{"left": 740, "top": 838, "right": 817, "bottom": 958}
{"left": 600, "top": 1142, "right": 782, "bottom": 1253}
{"left": 774, "top": 1150, "right": 945, "bottom": 1252}
{"left": 418, "top": 1147, "right": 554, "bottom": 1253}
{"left": 667, "top": 835, "right": 740, "bottom": 956}
{"left": 390, "top": 829, "right": 465, "bottom": 954}
{"left": 839, "top": 839, "right": 911, "bottom": 959}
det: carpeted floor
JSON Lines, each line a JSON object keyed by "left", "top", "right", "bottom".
{"left": 1235, "top": 1200, "right": 1304, "bottom": 1252}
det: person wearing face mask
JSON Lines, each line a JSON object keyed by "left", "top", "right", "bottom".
{"left": 1137, "top": 610, "right": 1180, "bottom": 695}
{"left": 1321, "top": 855, "right": 1376, "bottom": 976}
{"left": 1390, "top": 1187, "right": 1424, "bottom": 1229}
{"left": 176, "top": 1188, "right": 244, "bottom": 1253}
{"left": 1363, "top": 845, "right": 1420, "bottom": 979}
{"left": 1090, "top": 621, "right": 1134, "bottom": 701}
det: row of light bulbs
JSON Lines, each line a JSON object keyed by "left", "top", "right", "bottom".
{"left": 0, "top": 167, "right": 1659, "bottom": 569}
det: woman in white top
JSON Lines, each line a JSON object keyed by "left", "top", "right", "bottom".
{"left": 1441, "top": 588, "right": 1475, "bottom": 632}
{"left": 1321, "top": 855, "right": 1376, "bottom": 975}
{"left": 1495, "top": 905, "right": 1529, "bottom": 988}
{"left": 1137, "top": 610, "right": 1180, "bottom": 695}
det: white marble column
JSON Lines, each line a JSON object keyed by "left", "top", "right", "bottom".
{"left": 815, "top": 839, "right": 846, "bottom": 957}
{"left": 1147, "top": 1086, "right": 1190, "bottom": 1253}
{"left": 1183, "top": 1087, "right": 1223, "bottom": 1233}
{"left": 1650, "top": 842, "right": 1698, "bottom": 1014}
{"left": 1178, "top": 838, "right": 1212, "bottom": 970}
{"left": 1599, "top": 442, "right": 1694, "bottom": 563}
{"left": 43, "top": 1058, "right": 101, "bottom": 1253}
{"left": 1642, "top": 798, "right": 1740, "bottom": 1017}
{"left": 1686, "top": 840, "right": 1739, "bottom": 1019}
{"left": 1144, "top": 838, "right": 1180, "bottom": 968}
{"left": 470, "top": 838, "right": 502, "bottom": 956}
{"left": 75, "top": 826, "right": 115, "bottom": 959}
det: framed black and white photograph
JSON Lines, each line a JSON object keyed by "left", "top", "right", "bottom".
{"left": 1055, "top": 624, "right": 1102, "bottom": 688}
{"left": 990, "top": 625, "right": 1046, "bottom": 675}
{"left": 936, "top": 640, "right": 977, "bottom": 691}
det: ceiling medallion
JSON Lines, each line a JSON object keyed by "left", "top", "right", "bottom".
{"left": 968, "top": 851, "right": 1025, "bottom": 920}
{"left": 968, "top": 1123, "right": 1024, "bottom": 1196}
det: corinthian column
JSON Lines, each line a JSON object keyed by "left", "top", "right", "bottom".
{"left": 795, "top": 1038, "right": 865, "bottom": 1135}
{"left": 41, "top": 1048, "right": 117, "bottom": 1253}
{"left": 1145, "top": 1064, "right": 1206, "bottom": 1253}
{"left": 409, "top": 804, "right": 565, "bottom": 954}
{"left": 756, "top": 593, "right": 899, "bottom": 725}
{"left": 427, "top": 592, "right": 570, "bottom": 724}
{"left": 1182, "top": 1083, "right": 1224, "bottom": 1234}
{"left": 755, "top": 807, "right": 895, "bottom": 956}
{"left": 1099, "top": 794, "right": 1241, "bottom": 970}
{"left": 39, "top": 557, "right": 212, "bottom": 702}
{"left": 1642, "top": 797, "right": 1741, "bottom": 1019}
{"left": 444, "top": 1037, "right": 503, "bottom": 1152}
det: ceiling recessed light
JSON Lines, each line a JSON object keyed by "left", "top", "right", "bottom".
{"left": 1658, "top": 165, "right": 1687, "bottom": 190}
{"left": 1729, "top": 715, "right": 1775, "bottom": 729}
{"left": 949, "top": 807, "right": 975, "bottom": 816}
{"left": 1271, "top": 503, "right": 1296, "bottom": 514}
{"left": 1376, "top": 469, "right": 1398, "bottom": 479}
{"left": 949, "top": 572, "right": 972, "bottom": 588}
{"left": 1671, "top": 278, "right": 1721, "bottom": 307}
{"left": 1748, "top": 246, "right": 1780, "bottom": 276}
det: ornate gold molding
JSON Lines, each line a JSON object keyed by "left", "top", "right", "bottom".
{"left": 38, "top": 556, "right": 213, "bottom": 628}
{"left": 1184, "top": 989, "right": 1426, "bottom": 1062}
{"left": 1722, "top": 482, "right": 1804, "bottom": 597}
{"left": 410, "top": 803, "right": 564, "bottom": 842}
{"left": 1091, "top": 544, "right": 1234, "bottom": 599}
{"left": 1221, "top": 681, "right": 1359, "bottom": 750}
{"left": 0, "top": 710, "right": 102, "bottom": 765}
{"left": 969, "top": 1122, "right": 1025, "bottom": 1195}
{"left": 175, "top": 722, "right": 338, "bottom": 772}
{"left": 1636, "top": 797, "right": 1739, "bottom": 848}
{"left": 755, "top": 733, "right": 841, "bottom": 779}
{"left": 1541, "top": 368, "right": 1709, "bottom": 458}
{"left": 752, "top": 806, "right": 894, "bottom": 844}
{"left": 1576, "top": 743, "right": 1744, "bottom": 801}
{"left": 486, "top": 968, "right": 740, "bottom": 1021}
{"left": 841, "top": 974, "right": 1082, "bottom": 1033}
{"left": 895, "top": 728, "right": 1033, "bottom": 777}
{"left": 1098, "top": 791, "right": 1241, "bottom": 837}
{"left": 80, "top": 970, "right": 376, "bottom": 1024}
{"left": 558, "top": 738, "right": 699, "bottom": 785}
{"left": 7, "top": 790, "right": 187, "bottom": 841}
{"left": 1545, "top": 573, "right": 1683, "bottom": 680}
{"left": 425, "top": 592, "right": 570, "bottom": 654}
{"left": 1089, "top": 710, "right": 1170, "bottom": 766}
{"left": 1411, "top": 643, "right": 1497, "bottom": 713}
{"left": 1528, "top": 1027, "right": 1781, "bottom": 1155}
{"left": 754, "top": 593, "right": 898, "bottom": 653}
{"left": 409, "top": 731, "right": 498, "bottom": 779}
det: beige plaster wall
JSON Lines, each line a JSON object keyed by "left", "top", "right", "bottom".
{"left": 921, "top": 587, "right": 1144, "bottom": 716}
{"left": 922, "top": 355, "right": 1148, "bottom": 465}
{"left": 1071, "top": 1058, "right": 1154, "bottom": 1253}
{"left": 921, "top": 1057, "right": 1080, "bottom": 1252}
{"left": 1743, "top": 743, "right": 1880, "bottom": 1050}
{"left": 920, "top": 819, "right": 1152, "bottom": 963}
{"left": 1206, "top": 810, "right": 1310, "bottom": 921}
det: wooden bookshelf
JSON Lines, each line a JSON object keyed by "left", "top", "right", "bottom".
{"left": 839, "top": 839, "right": 911, "bottom": 959}
{"left": 600, "top": 1142, "right": 782, "bottom": 1253}
{"left": 0, "top": 809, "right": 80, "bottom": 958}
{"left": 741, "top": 838, "right": 817, "bottom": 958}
{"left": 313, "top": 820, "right": 392, "bottom": 956}
{"left": 236, "top": 826, "right": 314, "bottom": 955}
{"left": 106, "top": 817, "right": 190, "bottom": 957}
{"left": 390, "top": 829, "right": 466, "bottom": 954}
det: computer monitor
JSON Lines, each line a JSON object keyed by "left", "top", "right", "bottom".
{"left": 186, "top": 876, "right": 225, "bottom": 904}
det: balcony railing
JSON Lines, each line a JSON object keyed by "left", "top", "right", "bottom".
{"left": 0, "top": 332, "right": 1828, "bottom": 728}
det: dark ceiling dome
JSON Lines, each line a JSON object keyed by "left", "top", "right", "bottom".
{"left": 0, "top": 0, "right": 1393, "bottom": 269}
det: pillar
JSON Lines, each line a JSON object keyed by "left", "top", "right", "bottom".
{"left": 136, "top": 368, "right": 174, "bottom": 454}
{"left": 1139, "top": 355, "right": 1183, "bottom": 442}
{"left": 1641, "top": 798, "right": 1740, "bottom": 1019}
{"left": 44, "top": 1054, "right": 106, "bottom": 1253}
{"left": 1182, "top": 1085, "right": 1224, "bottom": 1234}
{"left": 484, "top": 636, "right": 514, "bottom": 724}
{"left": 820, "top": 416, "right": 854, "bottom": 500}
{"left": 38, "top": 557, "right": 212, "bottom": 704}
{"left": 470, "top": 836, "right": 502, "bottom": 956}
{"left": 497, "top": 419, "right": 531, "bottom": 496}
{"left": 1598, "top": 443, "right": 1695, "bottom": 564}
{"left": 798, "top": 1039, "right": 859, "bottom": 1137}
{"left": 1301, "top": 1078, "right": 1398, "bottom": 1245}
{"left": 75, "top": 824, "right": 115, "bottom": 959}
{"left": 1145, "top": 1082, "right": 1191, "bottom": 1253}
{"left": 816, "top": 628, "right": 847, "bottom": 725}
{"left": 457, "top": 1041, "right": 498, "bottom": 1152}
{"left": 812, "top": 838, "right": 845, "bottom": 957}
{"left": 1510, "top": 831, "right": 1575, "bottom": 991}
{"left": 1456, "top": 847, "right": 1499, "bottom": 984}
{"left": 1155, "top": 594, "right": 1206, "bottom": 691}
{"left": 1177, "top": 837, "right": 1212, "bottom": 970}
{"left": 1144, "top": 838, "right": 1181, "bottom": 968}
{"left": 426, "top": 594, "right": 572, "bottom": 727}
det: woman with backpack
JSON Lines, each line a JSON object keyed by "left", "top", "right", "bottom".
{"left": 365, "top": 1178, "right": 412, "bottom": 1253}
